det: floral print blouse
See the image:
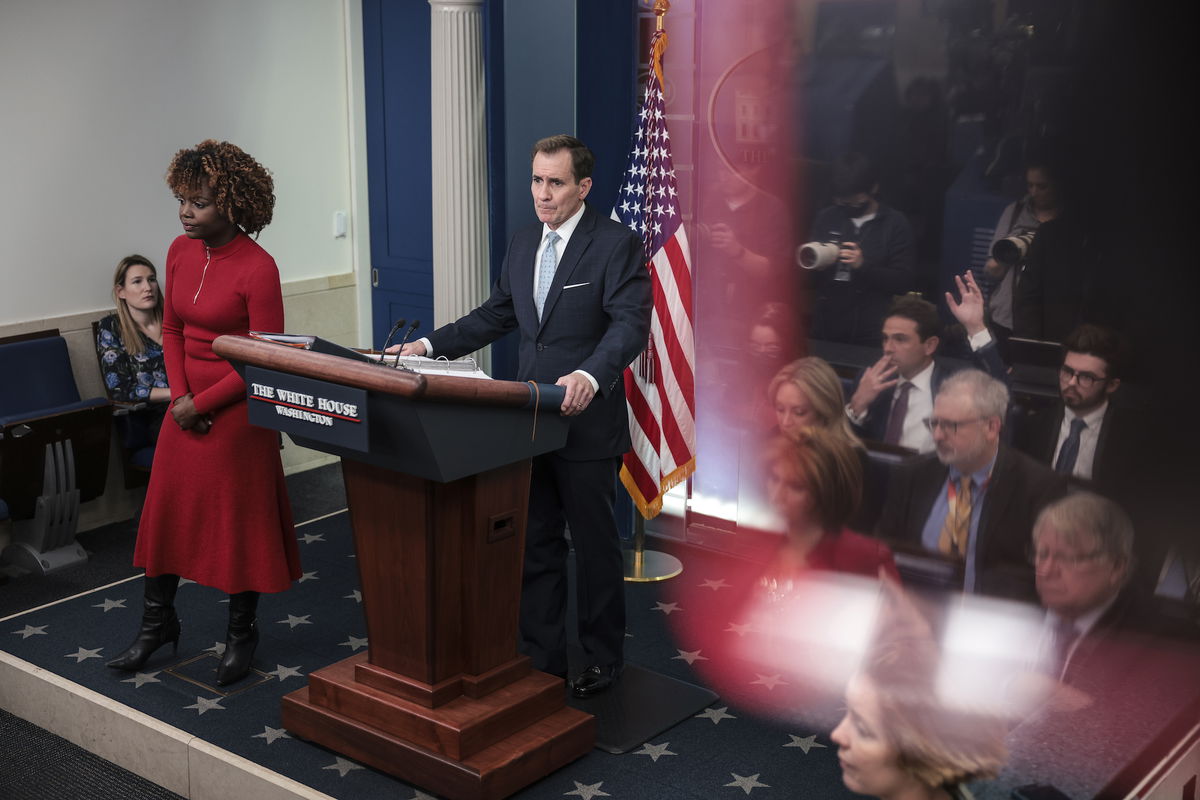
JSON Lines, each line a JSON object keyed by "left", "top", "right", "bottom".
{"left": 96, "top": 313, "right": 167, "bottom": 403}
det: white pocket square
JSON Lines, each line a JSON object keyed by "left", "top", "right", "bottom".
{"left": 562, "top": 282, "right": 590, "bottom": 290}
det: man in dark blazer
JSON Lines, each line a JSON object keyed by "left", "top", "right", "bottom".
{"left": 401, "top": 135, "right": 652, "bottom": 697}
{"left": 877, "top": 369, "right": 1067, "bottom": 601}
{"left": 845, "top": 273, "right": 1005, "bottom": 453}
{"left": 1011, "top": 324, "right": 1137, "bottom": 495}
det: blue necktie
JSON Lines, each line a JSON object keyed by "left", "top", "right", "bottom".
{"left": 535, "top": 231, "right": 560, "bottom": 319}
{"left": 1054, "top": 417, "right": 1087, "bottom": 474}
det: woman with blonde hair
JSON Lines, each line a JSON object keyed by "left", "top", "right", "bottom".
{"left": 96, "top": 254, "right": 169, "bottom": 404}
{"left": 766, "top": 357, "right": 886, "bottom": 531}
{"left": 832, "top": 628, "right": 1007, "bottom": 799}
{"left": 767, "top": 356, "right": 860, "bottom": 443}
{"left": 95, "top": 255, "right": 170, "bottom": 461}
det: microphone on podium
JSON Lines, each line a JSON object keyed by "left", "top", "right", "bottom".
{"left": 393, "top": 320, "right": 420, "bottom": 368}
{"left": 377, "top": 318, "right": 407, "bottom": 365}
{"left": 379, "top": 319, "right": 408, "bottom": 357}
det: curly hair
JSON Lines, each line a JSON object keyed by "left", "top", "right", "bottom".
{"left": 165, "top": 140, "right": 275, "bottom": 236}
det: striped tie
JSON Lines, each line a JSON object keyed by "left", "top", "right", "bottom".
{"left": 535, "top": 231, "right": 560, "bottom": 319}
{"left": 938, "top": 476, "right": 973, "bottom": 558}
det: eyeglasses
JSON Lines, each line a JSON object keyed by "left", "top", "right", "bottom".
{"left": 923, "top": 417, "right": 984, "bottom": 434}
{"left": 1027, "top": 546, "right": 1105, "bottom": 569}
{"left": 1059, "top": 365, "right": 1109, "bottom": 388}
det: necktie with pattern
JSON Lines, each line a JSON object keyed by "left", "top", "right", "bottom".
{"left": 938, "top": 475, "right": 973, "bottom": 558}
{"left": 534, "top": 231, "right": 560, "bottom": 319}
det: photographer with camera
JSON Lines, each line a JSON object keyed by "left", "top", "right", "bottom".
{"left": 804, "top": 152, "right": 916, "bottom": 347}
{"left": 983, "top": 158, "right": 1062, "bottom": 340}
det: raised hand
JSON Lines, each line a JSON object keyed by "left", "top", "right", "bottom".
{"left": 945, "top": 269, "right": 986, "bottom": 337}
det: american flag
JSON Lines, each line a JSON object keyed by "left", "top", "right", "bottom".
{"left": 614, "top": 29, "right": 696, "bottom": 519}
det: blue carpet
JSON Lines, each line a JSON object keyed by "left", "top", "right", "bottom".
{"left": 1, "top": 510, "right": 859, "bottom": 800}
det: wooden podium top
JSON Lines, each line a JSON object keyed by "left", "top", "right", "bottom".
{"left": 213, "top": 334, "right": 562, "bottom": 411}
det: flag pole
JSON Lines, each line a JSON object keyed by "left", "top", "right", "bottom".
{"left": 624, "top": 0, "right": 684, "bottom": 584}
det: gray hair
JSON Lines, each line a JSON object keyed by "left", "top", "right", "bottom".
{"left": 936, "top": 369, "right": 1009, "bottom": 421}
{"left": 1033, "top": 492, "right": 1135, "bottom": 563}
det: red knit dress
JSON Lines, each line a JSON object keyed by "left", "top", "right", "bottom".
{"left": 133, "top": 233, "right": 301, "bottom": 594}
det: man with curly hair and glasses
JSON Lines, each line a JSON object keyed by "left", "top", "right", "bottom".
{"left": 108, "top": 140, "right": 300, "bottom": 687}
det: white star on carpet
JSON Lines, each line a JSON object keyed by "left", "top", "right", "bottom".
{"left": 299, "top": 532, "right": 325, "bottom": 544}
{"left": 406, "top": 791, "right": 438, "bottom": 800}
{"left": 184, "top": 696, "right": 225, "bottom": 715}
{"left": 340, "top": 635, "right": 368, "bottom": 651}
{"left": 725, "top": 622, "right": 753, "bottom": 636}
{"left": 695, "top": 705, "right": 736, "bottom": 724}
{"left": 633, "top": 741, "right": 677, "bottom": 762}
{"left": 13, "top": 625, "right": 47, "bottom": 639}
{"left": 672, "top": 649, "right": 707, "bottom": 665}
{"left": 121, "top": 671, "right": 162, "bottom": 688}
{"left": 298, "top": 571, "right": 319, "bottom": 583}
{"left": 699, "top": 578, "right": 730, "bottom": 591}
{"left": 750, "top": 674, "right": 787, "bottom": 690}
{"left": 64, "top": 647, "right": 103, "bottom": 663}
{"left": 278, "top": 614, "right": 312, "bottom": 629}
{"left": 206, "top": 641, "right": 227, "bottom": 656}
{"left": 92, "top": 598, "right": 126, "bottom": 612}
{"left": 653, "top": 601, "right": 680, "bottom": 615}
{"left": 344, "top": 590, "right": 362, "bottom": 603}
{"left": 725, "top": 773, "right": 769, "bottom": 794}
{"left": 323, "top": 757, "right": 363, "bottom": 777}
{"left": 784, "top": 734, "right": 826, "bottom": 754}
{"left": 253, "top": 725, "right": 291, "bottom": 744}
{"left": 564, "top": 780, "right": 610, "bottom": 799}
{"left": 266, "top": 664, "right": 304, "bottom": 681}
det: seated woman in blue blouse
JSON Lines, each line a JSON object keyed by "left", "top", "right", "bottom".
{"left": 96, "top": 255, "right": 169, "bottom": 460}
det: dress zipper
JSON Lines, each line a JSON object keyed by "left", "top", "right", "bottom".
{"left": 193, "top": 246, "right": 211, "bottom": 303}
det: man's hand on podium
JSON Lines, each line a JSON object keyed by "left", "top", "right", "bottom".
{"left": 557, "top": 372, "right": 594, "bottom": 416}
{"left": 385, "top": 341, "right": 427, "bottom": 357}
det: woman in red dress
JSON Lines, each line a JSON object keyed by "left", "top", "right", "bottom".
{"left": 108, "top": 140, "right": 300, "bottom": 685}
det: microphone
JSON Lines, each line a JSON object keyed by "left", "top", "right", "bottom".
{"left": 378, "top": 318, "right": 407, "bottom": 365}
{"left": 393, "top": 320, "right": 420, "bottom": 368}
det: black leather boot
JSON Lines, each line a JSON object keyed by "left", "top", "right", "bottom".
{"left": 216, "top": 590, "right": 259, "bottom": 686}
{"left": 107, "top": 573, "right": 181, "bottom": 671}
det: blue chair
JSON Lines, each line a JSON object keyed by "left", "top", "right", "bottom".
{"left": 91, "top": 320, "right": 160, "bottom": 488}
{"left": 0, "top": 330, "right": 112, "bottom": 574}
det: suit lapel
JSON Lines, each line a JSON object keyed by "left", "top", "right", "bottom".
{"left": 913, "top": 457, "right": 946, "bottom": 543}
{"left": 975, "top": 445, "right": 1014, "bottom": 562}
{"left": 537, "top": 206, "right": 594, "bottom": 332}
{"left": 511, "top": 225, "right": 541, "bottom": 331}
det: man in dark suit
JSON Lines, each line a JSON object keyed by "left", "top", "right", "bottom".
{"left": 400, "top": 135, "right": 652, "bottom": 697}
{"left": 1011, "top": 324, "right": 1136, "bottom": 493}
{"left": 878, "top": 369, "right": 1067, "bottom": 600}
{"left": 845, "top": 273, "right": 1005, "bottom": 453}
{"left": 1030, "top": 492, "right": 1147, "bottom": 684}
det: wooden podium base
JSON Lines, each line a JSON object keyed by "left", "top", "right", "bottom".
{"left": 281, "top": 653, "right": 594, "bottom": 800}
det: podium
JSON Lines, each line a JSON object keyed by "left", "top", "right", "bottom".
{"left": 214, "top": 336, "right": 593, "bottom": 800}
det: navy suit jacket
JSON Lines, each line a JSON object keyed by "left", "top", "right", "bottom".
{"left": 427, "top": 204, "right": 651, "bottom": 460}
{"left": 877, "top": 444, "right": 1068, "bottom": 601}
{"left": 1010, "top": 401, "right": 1140, "bottom": 498}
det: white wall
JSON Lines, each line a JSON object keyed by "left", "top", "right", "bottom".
{"left": 0, "top": 0, "right": 359, "bottom": 324}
